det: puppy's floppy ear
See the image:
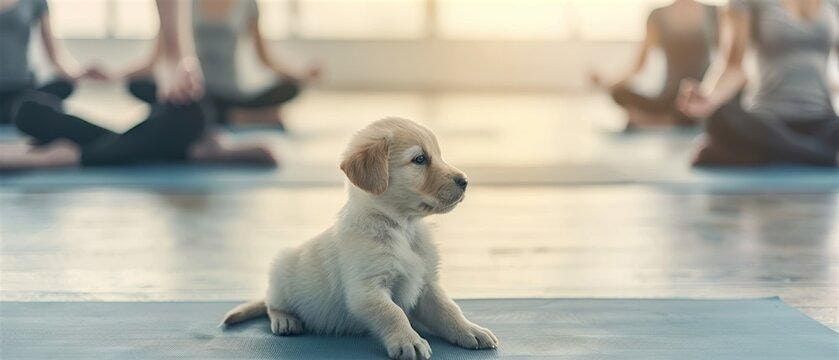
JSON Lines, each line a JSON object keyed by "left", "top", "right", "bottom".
{"left": 340, "top": 136, "right": 390, "bottom": 195}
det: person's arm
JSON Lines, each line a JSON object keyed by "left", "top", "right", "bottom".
{"left": 677, "top": 4, "right": 750, "bottom": 118}
{"left": 831, "top": 46, "right": 839, "bottom": 92}
{"left": 250, "top": 5, "right": 320, "bottom": 83}
{"left": 117, "top": 35, "right": 162, "bottom": 80}
{"left": 251, "top": 15, "right": 294, "bottom": 78}
{"left": 155, "top": 0, "right": 185, "bottom": 62}
{"left": 38, "top": 10, "right": 97, "bottom": 81}
{"left": 154, "top": 0, "right": 203, "bottom": 103}
{"left": 591, "top": 11, "right": 659, "bottom": 89}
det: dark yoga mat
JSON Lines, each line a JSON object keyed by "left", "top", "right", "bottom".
{"left": 1, "top": 298, "right": 836, "bottom": 359}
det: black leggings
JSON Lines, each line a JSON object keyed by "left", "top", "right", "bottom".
{"left": 703, "top": 99, "right": 839, "bottom": 166}
{"left": 127, "top": 77, "right": 301, "bottom": 125}
{"left": 610, "top": 85, "right": 693, "bottom": 125}
{"left": 0, "top": 79, "right": 75, "bottom": 124}
{"left": 14, "top": 101, "right": 206, "bottom": 166}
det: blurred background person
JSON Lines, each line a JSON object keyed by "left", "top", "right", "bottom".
{"left": 121, "top": 0, "right": 321, "bottom": 130}
{"left": 2, "top": 0, "right": 276, "bottom": 170}
{"left": 678, "top": 0, "right": 838, "bottom": 166}
{"left": 591, "top": 0, "right": 718, "bottom": 131}
{"left": 0, "top": 0, "right": 106, "bottom": 124}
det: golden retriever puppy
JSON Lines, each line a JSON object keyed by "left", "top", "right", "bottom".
{"left": 221, "top": 117, "right": 498, "bottom": 359}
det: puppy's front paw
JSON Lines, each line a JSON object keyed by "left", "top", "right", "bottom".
{"left": 451, "top": 323, "right": 499, "bottom": 350}
{"left": 268, "top": 310, "right": 303, "bottom": 336}
{"left": 385, "top": 332, "right": 432, "bottom": 360}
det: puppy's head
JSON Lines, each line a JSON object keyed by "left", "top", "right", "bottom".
{"left": 340, "top": 117, "right": 467, "bottom": 215}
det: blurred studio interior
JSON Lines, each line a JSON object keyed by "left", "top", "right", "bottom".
{"left": 1, "top": 0, "right": 838, "bottom": 358}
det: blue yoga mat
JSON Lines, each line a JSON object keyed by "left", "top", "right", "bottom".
{"left": 3, "top": 124, "right": 838, "bottom": 191}
{"left": 1, "top": 298, "right": 836, "bottom": 359}
{"left": 2, "top": 164, "right": 837, "bottom": 192}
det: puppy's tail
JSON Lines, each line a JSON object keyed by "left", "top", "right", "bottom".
{"left": 220, "top": 299, "right": 267, "bottom": 328}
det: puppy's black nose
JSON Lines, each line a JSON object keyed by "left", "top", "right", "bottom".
{"left": 453, "top": 176, "right": 468, "bottom": 190}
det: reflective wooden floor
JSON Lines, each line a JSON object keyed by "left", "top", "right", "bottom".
{"left": 1, "top": 90, "right": 837, "bottom": 331}
{"left": 2, "top": 187, "right": 837, "bottom": 329}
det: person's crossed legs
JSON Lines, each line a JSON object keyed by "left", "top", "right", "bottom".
{"left": 127, "top": 77, "right": 300, "bottom": 127}
{"left": 11, "top": 100, "right": 277, "bottom": 169}
{"left": 694, "top": 99, "right": 838, "bottom": 167}
{"left": 14, "top": 101, "right": 206, "bottom": 166}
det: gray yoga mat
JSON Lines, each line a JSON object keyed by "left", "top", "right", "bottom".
{"left": 1, "top": 298, "right": 836, "bottom": 359}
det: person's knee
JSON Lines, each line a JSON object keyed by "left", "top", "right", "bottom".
{"left": 39, "top": 79, "right": 75, "bottom": 99}
{"left": 267, "top": 80, "right": 302, "bottom": 104}
{"left": 283, "top": 81, "right": 302, "bottom": 100}
{"left": 159, "top": 102, "right": 207, "bottom": 140}
{"left": 609, "top": 85, "right": 633, "bottom": 107}
{"left": 127, "top": 78, "right": 158, "bottom": 104}
{"left": 13, "top": 101, "right": 50, "bottom": 134}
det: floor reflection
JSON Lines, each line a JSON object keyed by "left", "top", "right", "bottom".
{"left": 1, "top": 187, "right": 836, "bottom": 329}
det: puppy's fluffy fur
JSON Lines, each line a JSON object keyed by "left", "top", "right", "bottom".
{"left": 222, "top": 118, "right": 498, "bottom": 359}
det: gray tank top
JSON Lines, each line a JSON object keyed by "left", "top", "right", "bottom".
{"left": 733, "top": 0, "right": 839, "bottom": 120}
{"left": 192, "top": 0, "right": 259, "bottom": 98}
{"left": 0, "top": 0, "right": 48, "bottom": 91}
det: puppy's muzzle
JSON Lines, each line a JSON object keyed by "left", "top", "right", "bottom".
{"left": 453, "top": 175, "right": 468, "bottom": 191}
{"left": 439, "top": 174, "right": 467, "bottom": 206}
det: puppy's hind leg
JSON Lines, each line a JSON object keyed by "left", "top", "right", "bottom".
{"left": 268, "top": 307, "right": 304, "bottom": 336}
{"left": 221, "top": 299, "right": 267, "bottom": 327}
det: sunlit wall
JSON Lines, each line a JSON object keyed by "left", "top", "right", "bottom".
{"left": 42, "top": 0, "right": 731, "bottom": 90}
{"left": 52, "top": 0, "right": 717, "bottom": 40}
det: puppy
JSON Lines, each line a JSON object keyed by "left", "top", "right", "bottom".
{"left": 222, "top": 118, "right": 498, "bottom": 359}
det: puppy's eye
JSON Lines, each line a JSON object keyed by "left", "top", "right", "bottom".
{"left": 411, "top": 154, "right": 428, "bottom": 165}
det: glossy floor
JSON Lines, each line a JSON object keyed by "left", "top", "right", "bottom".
{"left": 1, "top": 90, "right": 837, "bottom": 332}
{"left": 2, "top": 187, "right": 837, "bottom": 329}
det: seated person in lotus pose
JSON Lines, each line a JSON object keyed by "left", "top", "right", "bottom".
{"left": 1, "top": 0, "right": 276, "bottom": 171}
{"left": 0, "top": 0, "right": 107, "bottom": 124}
{"left": 591, "top": 0, "right": 718, "bottom": 130}
{"left": 677, "top": 0, "right": 838, "bottom": 166}
{"left": 122, "top": 0, "right": 320, "bottom": 129}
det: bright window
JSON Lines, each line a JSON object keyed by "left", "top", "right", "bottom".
{"left": 297, "top": 0, "right": 426, "bottom": 39}
{"left": 256, "top": 0, "right": 292, "bottom": 39}
{"left": 571, "top": 0, "right": 660, "bottom": 41}
{"left": 48, "top": 0, "right": 109, "bottom": 38}
{"left": 113, "top": 0, "right": 158, "bottom": 39}
{"left": 437, "top": 0, "right": 570, "bottom": 40}
{"left": 45, "top": 0, "right": 676, "bottom": 41}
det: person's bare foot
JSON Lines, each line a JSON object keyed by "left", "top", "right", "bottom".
{"left": 691, "top": 135, "right": 768, "bottom": 167}
{"left": 229, "top": 107, "right": 285, "bottom": 129}
{"left": 625, "top": 108, "right": 679, "bottom": 129}
{"left": 0, "top": 140, "right": 81, "bottom": 171}
{"left": 188, "top": 137, "right": 278, "bottom": 167}
{"left": 589, "top": 71, "right": 605, "bottom": 89}
{"left": 207, "top": 145, "right": 277, "bottom": 166}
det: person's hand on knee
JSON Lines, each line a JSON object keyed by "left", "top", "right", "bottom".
{"left": 80, "top": 63, "right": 112, "bottom": 82}
{"left": 677, "top": 79, "right": 718, "bottom": 119}
{"left": 303, "top": 62, "right": 323, "bottom": 83}
{"left": 158, "top": 57, "right": 204, "bottom": 104}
